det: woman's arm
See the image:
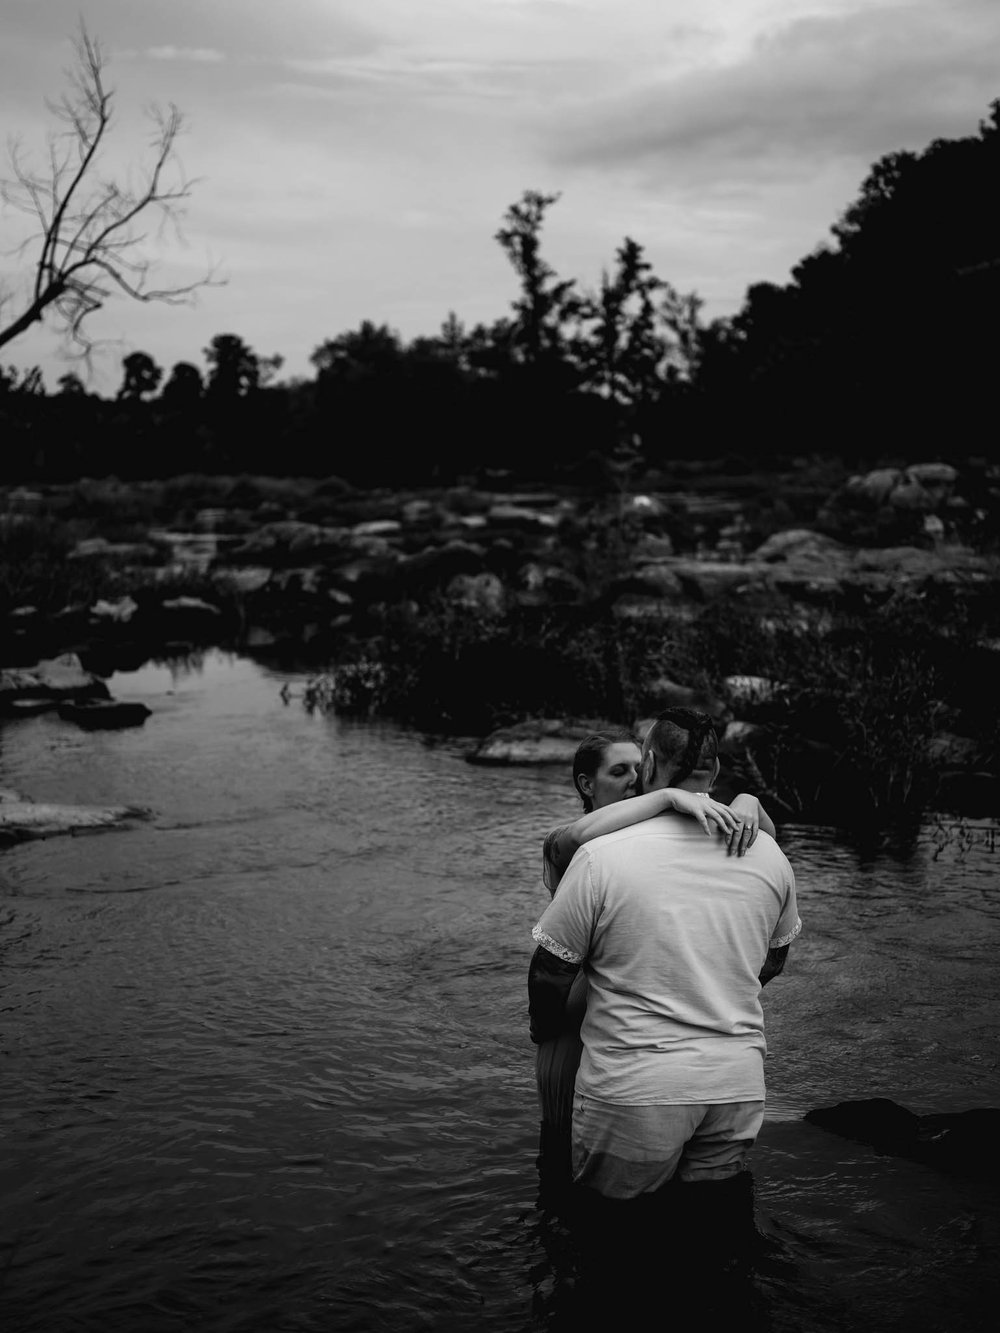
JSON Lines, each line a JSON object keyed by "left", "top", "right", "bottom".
{"left": 547, "top": 789, "right": 740, "bottom": 880}
{"left": 727, "top": 793, "right": 778, "bottom": 856}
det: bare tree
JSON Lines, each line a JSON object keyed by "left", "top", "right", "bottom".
{"left": 0, "top": 26, "right": 217, "bottom": 356}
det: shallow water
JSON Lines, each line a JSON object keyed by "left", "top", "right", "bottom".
{"left": 1, "top": 650, "right": 998, "bottom": 1331}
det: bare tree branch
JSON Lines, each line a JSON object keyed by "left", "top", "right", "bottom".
{"left": 0, "top": 23, "right": 221, "bottom": 358}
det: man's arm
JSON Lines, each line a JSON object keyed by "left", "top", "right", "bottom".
{"left": 528, "top": 945, "right": 581, "bottom": 1044}
{"left": 759, "top": 944, "right": 789, "bottom": 987}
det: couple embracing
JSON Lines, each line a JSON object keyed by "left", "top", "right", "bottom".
{"left": 528, "top": 707, "right": 801, "bottom": 1216}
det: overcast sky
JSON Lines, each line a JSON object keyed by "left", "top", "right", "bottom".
{"left": 2, "top": 0, "right": 998, "bottom": 395}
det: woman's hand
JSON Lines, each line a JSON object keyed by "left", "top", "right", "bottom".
{"left": 667, "top": 790, "right": 741, "bottom": 838}
{"left": 727, "top": 793, "right": 762, "bottom": 856}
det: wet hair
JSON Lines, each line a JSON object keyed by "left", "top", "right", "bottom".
{"left": 572, "top": 727, "right": 639, "bottom": 813}
{"left": 643, "top": 708, "right": 718, "bottom": 787}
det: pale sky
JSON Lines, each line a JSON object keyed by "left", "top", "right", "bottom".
{"left": 2, "top": 0, "right": 998, "bottom": 395}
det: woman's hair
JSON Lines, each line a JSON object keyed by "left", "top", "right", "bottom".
{"left": 572, "top": 727, "right": 638, "bottom": 812}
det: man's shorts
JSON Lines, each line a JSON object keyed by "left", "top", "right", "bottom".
{"left": 571, "top": 1094, "right": 765, "bottom": 1198}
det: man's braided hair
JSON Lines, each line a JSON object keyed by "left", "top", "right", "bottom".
{"left": 646, "top": 707, "right": 718, "bottom": 785}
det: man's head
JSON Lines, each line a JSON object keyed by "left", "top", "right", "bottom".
{"left": 640, "top": 708, "right": 720, "bottom": 794}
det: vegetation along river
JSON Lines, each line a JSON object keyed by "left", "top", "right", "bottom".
{"left": 1, "top": 650, "right": 998, "bottom": 1331}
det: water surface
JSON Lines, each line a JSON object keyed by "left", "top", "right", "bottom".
{"left": 1, "top": 651, "right": 998, "bottom": 1331}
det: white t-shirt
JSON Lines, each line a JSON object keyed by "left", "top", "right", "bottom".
{"left": 532, "top": 814, "right": 801, "bottom": 1105}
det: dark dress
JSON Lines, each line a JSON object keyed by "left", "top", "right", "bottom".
{"left": 534, "top": 827, "right": 589, "bottom": 1187}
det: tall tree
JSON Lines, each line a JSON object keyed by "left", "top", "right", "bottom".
{"left": 495, "top": 190, "right": 579, "bottom": 371}
{"left": 575, "top": 238, "right": 664, "bottom": 409}
{"left": 0, "top": 26, "right": 217, "bottom": 355}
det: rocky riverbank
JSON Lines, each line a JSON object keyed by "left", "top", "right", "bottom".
{"left": 2, "top": 460, "right": 999, "bottom": 826}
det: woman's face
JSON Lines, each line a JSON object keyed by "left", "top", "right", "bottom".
{"left": 584, "top": 742, "right": 641, "bottom": 810}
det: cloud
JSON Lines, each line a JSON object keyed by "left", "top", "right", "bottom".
{"left": 145, "top": 46, "right": 227, "bottom": 64}
{"left": 549, "top": 1, "right": 1000, "bottom": 190}
{"left": 282, "top": 49, "right": 603, "bottom": 106}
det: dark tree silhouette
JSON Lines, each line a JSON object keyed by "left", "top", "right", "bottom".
{"left": 495, "top": 190, "right": 579, "bottom": 370}
{"left": 310, "top": 321, "right": 404, "bottom": 382}
{"left": 204, "top": 333, "right": 260, "bottom": 398}
{"left": 160, "top": 360, "right": 204, "bottom": 407}
{"left": 0, "top": 25, "right": 216, "bottom": 356}
{"left": 56, "top": 371, "right": 86, "bottom": 396}
{"left": 117, "top": 351, "right": 163, "bottom": 400}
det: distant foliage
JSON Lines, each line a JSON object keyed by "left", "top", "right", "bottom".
{"left": 2, "top": 100, "right": 1000, "bottom": 482}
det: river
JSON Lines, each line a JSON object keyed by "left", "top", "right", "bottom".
{"left": 1, "top": 650, "right": 998, "bottom": 1331}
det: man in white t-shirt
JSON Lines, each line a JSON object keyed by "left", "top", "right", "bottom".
{"left": 528, "top": 707, "right": 800, "bottom": 1200}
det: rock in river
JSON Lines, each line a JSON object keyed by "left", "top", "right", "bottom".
{"left": 0, "top": 653, "right": 110, "bottom": 709}
{"left": 805, "top": 1097, "right": 1000, "bottom": 1180}
{"left": 56, "top": 699, "right": 153, "bottom": 729}
{"left": 468, "top": 718, "right": 617, "bottom": 765}
{"left": 0, "top": 789, "right": 150, "bottom": 842}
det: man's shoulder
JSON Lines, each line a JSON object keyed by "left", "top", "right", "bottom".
{"left": 746, "top": 830, "right": 795, "bottom": 878}
{"left": 583, "top": 816, "right": 681, "bottom": 858}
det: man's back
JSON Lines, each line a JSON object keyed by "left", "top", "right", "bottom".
{"left": 532, "top": 814, "right": 799, "bottom": 1105}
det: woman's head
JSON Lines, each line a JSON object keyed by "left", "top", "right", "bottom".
{"left": 572, "top": 728, "right": 641, "bottom": 812}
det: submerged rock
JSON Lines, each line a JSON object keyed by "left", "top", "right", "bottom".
{"left": 0, "top": 789, "right": 150, "bottom": 842}
{"left": 57, "top": 699, "right": 152, "bottom": 729}
{"left": 804, "top": 1097, "right": 1000, "bottom": 1180}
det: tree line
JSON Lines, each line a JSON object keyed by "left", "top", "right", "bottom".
{"left": 3, "top": 100, "right": 999, "bottom": 486}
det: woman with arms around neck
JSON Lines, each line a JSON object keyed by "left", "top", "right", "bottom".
{"left": 535, "top": 725, "right": 777, "bottom": 1194}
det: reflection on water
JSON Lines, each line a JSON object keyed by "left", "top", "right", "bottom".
{"left": 0, "top": 650, "right": 998, "bottom": 1331}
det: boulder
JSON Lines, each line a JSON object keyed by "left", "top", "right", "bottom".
{"left": 611, "top": 594, "right": 678, "bottom": 621}
{"left": 926, "top": 732, "right": 981, "bottom": 767}
{"left": 633, "top": 534, "right": 675, "bottom": 560}
{"left": 351, "top": 519, "right": 402, "bottom": 539}
{"left": 752, "top": 529, "right": 847, "bottom": 564}
{"left": 723, "top": 675, "right": 783, "bottom": 707}
{"left": 0, "top": 653, "right": 110, "bottom": 708}
{"left": 0, "top": 789, "right": 150, "bottom": 841}
{"left": 214, "top": 567, "right": 272, "bottom": 595}
{"left": 719, "top": 720, "right": 774, "bottom": 753}
{"left": 627, "top": 563, "right": 685, "bottom": 599}
{"left": 890, "top": 464, "right": 958, "bottom": 510}
{"left": 69, "top": 536, "right": 161, "bottom": 563}
{"left": 399, "top": 540, "right": 487, "bottom": 592}
{"left": 643, "top": 677, "right": 726, "bottom": 718}
{"left": 934, "top": 770, "right": 1000, "bottom": 818}
{"left": 227, "top": 521, "right": 352, "bottom": 562}
{"left": 57, "top": 699, "right": 153, "bottom": 729}
{"left": 844, "top": 468, "right": 905, "bottom": 507}
{"left": 623, "top": 493, "right": 669, "bottom": 522}
{"left": 907, "top": 462, "right": 958, "bottom": 487}
{"left": 191, "top": 507, "right": 255, "bottom": 534}
{"left": 805, "top": 1097, "right": 1000, "bottom": 1180}
{"left": 670, "top": 560, "right": 770, "bottom": 601}
{"left": 467, "top": 718, "right": 617, "bottom": 765}
{"left": 160, "top": 596, "right": 223, "bottom": 618}
{"left": 89, "top": 596, "right": 139, "bottom": 624}
{"left": 445, "top": 572, "right": 506, "bottom": 616}
{"left": 4, "top": 487, "right": 45, "bottom": 513}
{"left": 485, "top": 503, "right": 561, "bottom": 532}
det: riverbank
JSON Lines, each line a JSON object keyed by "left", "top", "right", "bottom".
{"left": 2, "top": 460, "right": 998, "bottom": 826}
